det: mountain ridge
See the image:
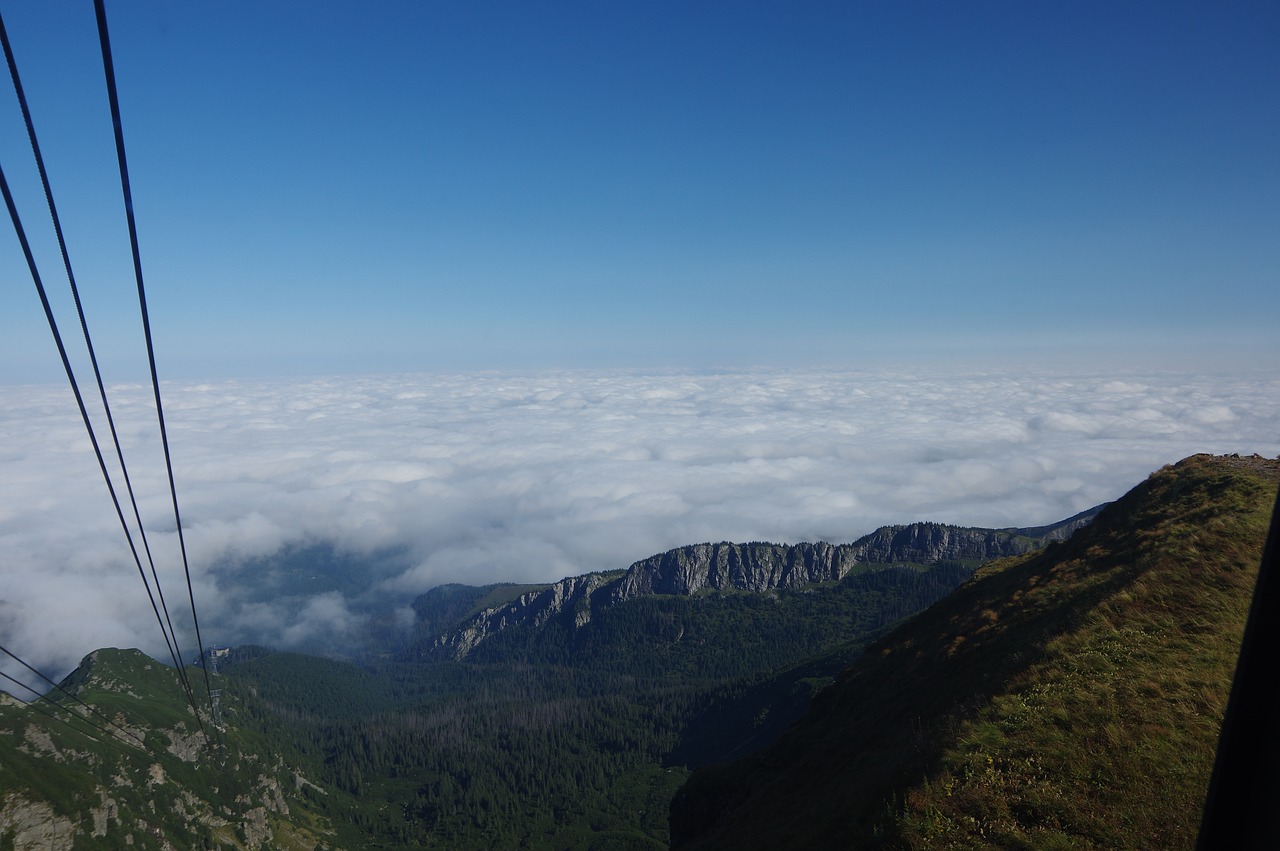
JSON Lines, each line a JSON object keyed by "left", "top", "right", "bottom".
{"left": 419, "top": 509, "right": 1104, "bottom": 663}
{"left": 669, "top": 453, "right": 1279, "bottom": 849}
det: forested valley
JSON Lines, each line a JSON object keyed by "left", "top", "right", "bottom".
{"left": 218, "top": 560, "right": 976, "bottom": 849}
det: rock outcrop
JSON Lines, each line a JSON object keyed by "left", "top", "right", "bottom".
{"left": 612, "top": 542, "right": 854, "bottom": 597}
{"left": 424, "top": 512, "right": 1104, "bottom": 661}
{"left": 430, "top": 572, "right": 615, "bottom": 658}
{"left": 0, "top": 795, "right": 76, "bottom": 850}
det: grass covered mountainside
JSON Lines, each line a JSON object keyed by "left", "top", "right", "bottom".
{"left": 0, "top": 648, "right": 334, "bottom": 849}
{"left": 0, "top": 454, "right": 1271, "bottom": 849}
{"left": 671, "top": 453, "right": 1279, "bottom": 849}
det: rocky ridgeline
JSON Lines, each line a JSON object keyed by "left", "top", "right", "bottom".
{"left": 613, "top": 542, "right": 854, "bottom": 597}
{"left": 432, "top": 572, "right": 615, "bottom": 658}
{"left": 427, "top": 512, "right": 1103, "bottom": 661}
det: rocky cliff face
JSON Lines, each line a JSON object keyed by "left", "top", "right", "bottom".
{"left": 611, "top": 523, "right": 1052, "bottom": 601}
{"left": 611, "top": 542, "right": 854, "bottom": 598}
{"left": 0, "top": 796, "right": 75, "bottom": 851}
{"left": 430, "top": 572, "right": 615, "bottom": 658}
{"left": 850, "top": 523, "right": 1037, "bottom": 565}
{"left": 424, "top": 517, "right": 1096, "bottom": 662}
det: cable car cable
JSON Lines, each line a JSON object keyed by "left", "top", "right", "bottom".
{"left": 0, "top": 7, "right": 192, "bottom": 699}
{"left": 93, "top": 0, "right": 214, "bottom": 711}
{"left": 0, "top": 668, "right": 151, "bottom": 752}
{"left": 0, "top": 158, "right": 206, "bottom": 741}
{"left": 1, "top": 643, "right": 148, "bottom": 748}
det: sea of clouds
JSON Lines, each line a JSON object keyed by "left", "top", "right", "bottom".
{"left": 2, "top": 366, "right": 1278, "bottom": 686}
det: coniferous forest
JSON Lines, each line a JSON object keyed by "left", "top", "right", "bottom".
{"left": 219, "top": 560, "right": 975, "bottom": 849}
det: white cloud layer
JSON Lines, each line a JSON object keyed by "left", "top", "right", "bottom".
{"left": 2, "top": 366, "right": 1278, "bottom": 684}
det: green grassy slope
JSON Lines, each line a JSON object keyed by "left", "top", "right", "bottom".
{"left": 671, "top": 454, "right": 1279, "bottom": 850}
{"left": 0, "top": 648, "right": 339, "bottom": 850}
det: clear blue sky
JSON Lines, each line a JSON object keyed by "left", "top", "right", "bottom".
{"left": 1, "top": 1, "right": 1277, "bottom": 380}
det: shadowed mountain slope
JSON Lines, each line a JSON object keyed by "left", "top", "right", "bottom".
{"left": 670, "top": 454, "right": 1280, "bottom": 850}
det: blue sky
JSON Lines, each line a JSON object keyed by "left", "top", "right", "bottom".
{"left": 1, "top": 0, "right": 1277, "bottom": 379}
{"left": 3, "top": 1, "right": 1280, "bottom": 680}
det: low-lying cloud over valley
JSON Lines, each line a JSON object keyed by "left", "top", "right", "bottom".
{"left": 2, "top": 367, "right": 1277, "bottom": 683}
